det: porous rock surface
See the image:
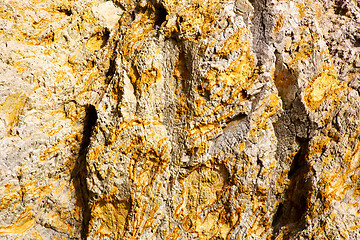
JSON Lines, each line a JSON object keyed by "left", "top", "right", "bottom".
{"left": 1, "top": 0, "right": 360, "bottom": 239}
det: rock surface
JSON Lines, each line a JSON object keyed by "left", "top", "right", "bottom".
{"left": 1, "top": 0, "right": 360, "bottom": 239}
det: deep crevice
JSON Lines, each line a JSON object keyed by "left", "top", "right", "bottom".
{"left": 112, "top": 0, "right": 127, "bottom": 11}
{"left": 354, "top": 36, "right": 360, "bottom": 47}
{"left": 272, "top": 136, "right": 311, "bottom": 238}
{"left": 334, "top": 0, "right": 349, "bottom": 16}
{"left": 101, "top": 29, "right": 110, "bottom": 49}
{"left": 57, "top": 6, "right": 72, "bottom": 16}
{"left": 272, "top": 202, "right": 283, "bottom": 227}
{"left": 72, "top": 104, "right": 98, "bottom": 240}
{"left": 105, "top": 37, "right": 118, "bottom": 81}
{"left": 154, "top": 3, "right": 167, "bottom": 28}
{"left": 225, "top": 113, "right": 247, "bottom": 125}
{"left": 196, "top": 85, "right": 211, "bottom": 101}
{"left": 288, "top": 137, "right": 309, "bottom": 178}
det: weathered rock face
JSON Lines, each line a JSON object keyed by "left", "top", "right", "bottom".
{"left": 1, "top": 0, "right": 360, "bottom": 239}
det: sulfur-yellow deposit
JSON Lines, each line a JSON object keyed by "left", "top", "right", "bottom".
{"left": 1, "top": 0, "right": 360, "bottom": 239}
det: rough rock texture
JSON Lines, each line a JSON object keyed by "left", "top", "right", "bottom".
{"left": 1, "top": 0, "right": 360, "bottom": 239}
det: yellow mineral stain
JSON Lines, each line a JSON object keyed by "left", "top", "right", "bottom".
{"left": 238, "top": 142, "right": 246, "bottom": 152}
{"left": 188, "top": 123, "right": 218, "bottom": 137}
{"left": 12, "top": 61, "right": 28, "bottom": 73}
{"left": 83, "top": 66, "right": 100, "bottom": 90}
{"left": 204, "top": 49, "right": 254, "bottom": 92}
{"left": 287, "top": 28, "right": 317, "bottom": 66}
{"left": 81, "top": 8, "right": 97, "bottom": 25}
{"left": 217, "top": 27, "right": 248, "bottom": 57}
{"left": 0, "top": 1, "right": 72, "bottom": 44}
{"left": 40, "top": 144, "right": 60, "bottom": 161}
{"left": 304, "top": 70, "right": 346, "bottom": 111}
{"left": 134, "top": 67, "right": 162, "bottom": 93}
{"left": 175, "top": 165, "right": 232, "bottom": 238}
{"left": 311, "top": 135, "right": 330, "bottom": 155}
{"left": 350, "top": 221, "right": 360, "bottom": 231}
{"left": 174, "top": 0, "right": 224, "bottom": 41}
{"left": 175, "top": 94, "right": 191, "bottom": 120}
{"left": 90, "top": 197, "right": 130, "bottom": 238}
{"left": 274, "top": 64, "right": 297, "bottom": 95}
{"left": 47, "top": 126, "right": 63, "bottom": 136}
{"left": 321, "top": 154, "right": 333, "bottom": 167}
{"left": 45, "top": 211, "right": 72, "bottom": 234}
{"left": 215, "top": 107, "right": 239, "bottom": 124}
{"left": 55, "top": 70, "right": 70, "bottom": 84}
{"left": 119, "top": 10, "right": 156, "bottom": 58}
{"left": 0, "top": 206, "right": 35, "bottom": 234}
{"left": 52, "top": 180, "right": 68, "bottom": 197}
{"left": 87, "top": 145, "right": 104, "bottom": 162}
{"left": 187, "top": 123, "right": 221, "bottom": 155}
{"left": 296, "top": 3, "right": 306, "bottom": 19}
{"left": 250, "top": 93, "right": 280, "bottom": 136}
{"left": 273, "top": 14, "right": 284, "bottom": 35}
{"left": 173, "top": 51, "right": 190, "bottom": 89}
{"left": 31, "top": 231, "right": 44, "bottom": 240}
{"left": 0, "top": 92, "right": 27, "bottom": 134}
{"left": 0, "top": 187, "right": 21, "bottom": 211}
{"left": 86, "top": 32, "right": 107, "bottom": 52}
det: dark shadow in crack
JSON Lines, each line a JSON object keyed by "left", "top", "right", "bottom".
{"left": 154, "top": 2, "right": 167, "bottom": 28}
{"left": 71, "top": 104, "right": 97, "bottom": 240}
{"left": 272, "top": 136, "right": 312, "bottom": 239}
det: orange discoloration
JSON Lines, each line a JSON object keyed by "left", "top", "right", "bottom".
{"left": 273, "top": 14, "right": 284, "bottom": 35}
{"left": 0, "top": 92, "right": 28, "bottom": 135}
{"left": 250, "top": 93, "right": 281, "bottom": 136}
{"left": 217, "top": 27, "right": 248, "bottom": 57}
{"left": 296, "top": 3, "right": 306, "bottom": 19}
{"left": 287, "top": 27, "right": 318, "bottom": 66}
{"left": 86, "top": 31, "right": 108, "bottom": 52}
{"left": 132, "top": 66, "right": 162, "bottom": 93}
{"left": 174, "top": 0, "right": 224, "bottom": 41}
{"left": 175, "top": 164, "right": 232, "bottom": 238}
{"left": 47, "top": 126, "right": 63, "bottom": 136}
{"left": 304, "top": 70, "right": 346, "bottom": 111}
{"left": 0, "top": 207, "right": 36, "bottom": 234}
{"left": 89, "top": 196, "right": 130, "bottom": 239}
{"left": 119, "top": 10, "right": 156, "bottom": 58}
{"left": 40, "top": 145, "right": 60, "bottom": 162}
{"left": 204, "top": 50, "right": 254, "bottom": 93}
